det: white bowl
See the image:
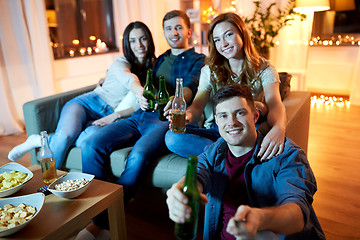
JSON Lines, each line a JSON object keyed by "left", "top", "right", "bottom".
{"left": 0, "top": 192, "right": 45, "bottom": 237}
{"left": 48, "top": 172, "right": 94, "bottom": 199}
{"left": 0, "top": 162, "right": 33, "bottom": 197}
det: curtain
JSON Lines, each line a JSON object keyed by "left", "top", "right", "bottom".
{"left": 0, "top": 0, "right": 55, "bottom": 136}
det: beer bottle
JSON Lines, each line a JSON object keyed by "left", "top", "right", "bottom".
{"left": 143, "top": 69, "right": 156, "bottom": 112}
{"left": 171, "top": 78, "right": 186, "bottom": 133}
{"left": 157, "top": 75, "right": 170, "bottom": 121}
{"left": 175, "top": 155, "right": 200, "bottom": 240}
{"left": 39, "top": 131, "right": 57, "bottom": 184}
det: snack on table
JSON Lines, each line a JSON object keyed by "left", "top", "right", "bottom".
{"left": 0, "top": 171, "right": 29, "bottom": 191}
{"left": 54, "top": 178, "right": 90, "bottom": 191}
{"left": 0, "top": 203, "right": 37, "bottom": 230}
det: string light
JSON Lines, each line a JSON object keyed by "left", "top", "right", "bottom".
{"left": 310, "top": 35, "right": 360, "bottom": 47}
{"left": 311, "top": 94, "right": 350, "bottom": 108}
{"left": 202, "top": 7, "right": 218, "bottom": 23}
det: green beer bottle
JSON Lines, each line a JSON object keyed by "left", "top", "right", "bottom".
{"left": 158, "top": 75, "right": 170, "bottom": 121}
{"left": 175, "top": 155, "right": 200, "bottom": 240}
{"left": 143, "top": 69, "right": 156, "bottom": 112}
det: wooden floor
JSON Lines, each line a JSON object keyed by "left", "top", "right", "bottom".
{"left": 0, "top": 101, "right": 359, "bottom": 240}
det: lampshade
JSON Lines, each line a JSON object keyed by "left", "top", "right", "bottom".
{"left": 294, "top": 0, "right": 330, "bottom": 12}
{"left": 330, "top": 0, "right": 356, "bottom": 11}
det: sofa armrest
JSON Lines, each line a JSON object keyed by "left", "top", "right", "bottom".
{"left": 283, "top": 91, "right": 311, "bottom": 154}
{"left": 257, "top": 91, "right": 311, "bottom": 154}
{"left": 23, "top": 85, "right": 96, "bottom": 164}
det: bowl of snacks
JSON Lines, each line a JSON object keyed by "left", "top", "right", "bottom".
{"left": 48, "top": 172, "right": 94, "bottom": 199}
{"left": 0, "top": 162, "right": 33, "bottom": 197}
{"left": 0, "top": 192, "right": 45, "bottom": 237}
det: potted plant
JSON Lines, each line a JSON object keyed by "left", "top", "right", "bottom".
{"left": 244, "top": 0, "right": 306, "bottom": 59}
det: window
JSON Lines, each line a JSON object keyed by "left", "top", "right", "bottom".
{"left": 45, "top": 0, "right": 118, "bottom": 59}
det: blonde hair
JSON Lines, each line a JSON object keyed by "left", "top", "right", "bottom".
{"left": 206, "top": 12, "right": 261, "bottom": 89}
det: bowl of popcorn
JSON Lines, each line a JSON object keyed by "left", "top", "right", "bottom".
{"left": 0, "top": 162, "right": 33, "bottom": 197}
{"left": 0, "top": 192, "right": 45, "bottom": 237}
{"left": 48, "top": 172, "right": 94, "bottom": 199}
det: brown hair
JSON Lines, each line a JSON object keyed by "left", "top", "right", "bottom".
{"left": 206, "top": 12, "right": 261, "bottom": 89}
{"left": 212, "top": 83, "right": 255, "bottom": 114}
{"left": 162, "top": 10, "right": 191, "bottom": 29}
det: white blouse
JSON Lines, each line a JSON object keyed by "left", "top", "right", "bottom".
{"left": 94, "top": 56, "right": 140, "bottom": 112}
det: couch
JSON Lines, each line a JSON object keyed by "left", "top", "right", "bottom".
{"left": 23, "top": 83, "right": 311, "bottom": 190}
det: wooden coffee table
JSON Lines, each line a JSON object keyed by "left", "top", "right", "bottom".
{"left": 1, "top": 165, "right": 127, "bottom": 240}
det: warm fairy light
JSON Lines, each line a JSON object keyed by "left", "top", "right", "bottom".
{"left": 79, "top": 48, "right": 86, "bottom": 56}
{"left": 311, "top": 94, "right": 350, "bottom": 108}
{"left": 310, "top": 35, "right": 360, "bottom": 47}
{"left": 69, "top": 49, "right": 75, "bottom": 57}
{"left": 87, "top": 47, "right": 92, "bottom": 55}
{"left": 193, "top": 39, "right": 198, "bottom": 45}
{"left": 202, "top": 6, "right": 218, "bottom": 23}
{"left": 89, "top": 36, "right": 96, "bottom": 41}
{"left": 276, "top": 41, "right": 280, "bottom": 45}
{"left": 72, "top": 39, "right": 80, "bottom": 45}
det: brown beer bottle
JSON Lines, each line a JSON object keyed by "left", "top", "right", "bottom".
{"left": 171, "top": 78, "right": 186, "bottom": 133}
{"left": 175, "top": 155, "right": 200, "bottom": 240}
{"left": 158, "top": 75, "right": 170, "bottom": 121}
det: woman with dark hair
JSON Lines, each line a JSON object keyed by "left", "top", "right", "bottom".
{"left": 165, "top": 12, "right": 286, "bottom": 161}
{"left": 8, "top": 21, "right": 156, "bottom": 168}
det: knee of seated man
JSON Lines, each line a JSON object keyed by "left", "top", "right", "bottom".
{"left": 79, "top": 134, "right": 106, "bottom": 151}
{"left": 164, "top": 130, "right": 181, "bottom": 150}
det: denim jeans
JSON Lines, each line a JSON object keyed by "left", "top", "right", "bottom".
{"left": 81, "top": 109, "right": 169, "bottom": 202}
{"left": 80, "top": 109, "right": 169, "bottom": 229}
{"left": 49, "top": 91, "right": 113, "bottom": 168}
{"left": 165, "top": 123, "right": 221, "bottom": 158}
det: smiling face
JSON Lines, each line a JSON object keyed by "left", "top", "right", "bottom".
{"left": 215, "top": 96, "right": 259, "bottom": 155}
{"left": 163, "top": 16, "right": 191, "bottom": 52}
{"left": 129, "top": 28, "right": 149, "bottom": 64}
{"left": 212, "top": 21, "right": 244, "bottom": 60}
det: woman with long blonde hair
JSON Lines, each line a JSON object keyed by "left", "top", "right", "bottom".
{"left": 165, "top": 12, "right": 286, "bottom": 161}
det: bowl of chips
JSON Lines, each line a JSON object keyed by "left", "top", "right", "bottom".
{"left": 0, "top": 192, "right": 45, "bottom": 237}
{"left": 48, "top": 172, "right": 94, "bottom": 199}
{"left": 0, "top": 162, "right": 33, "bottom": 197}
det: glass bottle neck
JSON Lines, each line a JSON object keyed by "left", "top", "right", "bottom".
{"left": 175, "top": 79, "right": 184, "bottom": 98}
{"left": 159, "top": 78, "right": 167, "bottom": 90}
{"left": 184, "top": 156, "right": 198, "bottom": 187}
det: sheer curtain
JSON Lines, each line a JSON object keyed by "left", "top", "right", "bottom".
{"left": 0, "top": 0, "right": 54, "bottom": 136}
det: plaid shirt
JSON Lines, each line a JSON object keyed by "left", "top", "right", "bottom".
{"left": 153, "top": 48, "right": 205, "bottom": 97}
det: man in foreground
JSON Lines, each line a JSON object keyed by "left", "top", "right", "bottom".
{"left": 166, "top": 84, "right": 325, "bottom": 239}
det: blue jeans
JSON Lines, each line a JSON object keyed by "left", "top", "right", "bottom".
{"left": 80, "top": 109, "right": 169, "bottom": 229}
{"left": 165, "top": 123, "right": 221, "bottom": 158}
{"left": 81, "top": 109, "right": 169, "bottom": 202}
{"left": 49, "top": 91, "right": 113, "bottom": 168}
